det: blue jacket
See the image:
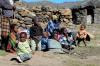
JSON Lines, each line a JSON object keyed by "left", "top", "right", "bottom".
{"left": 45, "top": 20, "right": 60, "bottom": 34}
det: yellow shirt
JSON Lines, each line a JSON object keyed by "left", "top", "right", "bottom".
{"left": 17, "top": 40, "right": 32, "bottom": 55}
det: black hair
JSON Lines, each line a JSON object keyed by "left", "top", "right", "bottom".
{"left": 80, "top": 24, "right": 86, "bottom": 29}
{"left": 10, "top": 24, "right": 17, "bottom": 32}
{"left": 20, "top": 32, "right": 27, "bottom": 39}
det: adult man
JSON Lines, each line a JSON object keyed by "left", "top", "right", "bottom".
{"left": 0, "top": 0, "right": 14, "bottom": 50}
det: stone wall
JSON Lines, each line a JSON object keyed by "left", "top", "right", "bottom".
{"left": 94, "top": 8, "right": 100, "bottom": 23}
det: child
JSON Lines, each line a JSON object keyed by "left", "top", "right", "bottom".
{"left": 48, "top": 32, "right": 64, "bottom": 53}
{"left": 59, "top": 28, "right": 75, "bottom": 51}
{"left": 11, "top": 32, "right": 32, "bottom": 63}
{"left": 40, "top": 32, "right": 49, "bottom": 51}
{"left": 7, "top": 24, "right": 18, "bottom": 53}
{"left": 76, "top": 24, "right": 89, "bottom": 47}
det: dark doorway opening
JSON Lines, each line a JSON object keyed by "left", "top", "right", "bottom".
{"left": 86, "top": 6, "right": 95, "bottom": 23}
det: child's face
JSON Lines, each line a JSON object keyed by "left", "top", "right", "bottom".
{"left": 20, "top": 34, "right": 27, "bottom": 42}
{"left": 64, "top": 28, "right": 67, "bottom": 34}
{"left": 80, "top": 26, "right": 85, "bottom": 30}
{"left": 54, "top": 34, "right": 58, "bottom": 40}
{"left": 14, "top": 26, "right": 18, "bottom": 32}
{"left": 43, "top": 32, "right": 49, "bottom": 38}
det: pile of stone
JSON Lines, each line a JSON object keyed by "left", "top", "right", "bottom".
{"left": 12, "top": 2, "right": 73, "bottom": 28}
{"left": 60, "top": 8, "right": 72, "bottom": 24}
{"left": 11, "top": 2, "right": 36, "bottom": 27}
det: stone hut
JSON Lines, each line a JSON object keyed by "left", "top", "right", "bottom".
{"left": 71, "top": 0, "right": 100, "bottom": 25}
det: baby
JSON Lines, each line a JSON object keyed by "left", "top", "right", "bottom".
{"left": 11, "top": 32, "right": 32, "bottom": 63}
{"left": 76, "top": 24, "right": 88, "bottom": 46}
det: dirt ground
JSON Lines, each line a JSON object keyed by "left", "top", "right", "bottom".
{"left": 0, "top": 24, "right": 100, "bottom": 66}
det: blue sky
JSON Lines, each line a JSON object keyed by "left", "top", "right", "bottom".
{"left": 21, "top": 0, "right": 81, "bottom": 3}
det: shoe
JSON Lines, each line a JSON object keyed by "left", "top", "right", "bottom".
{"left": 10, "top": 57, "right": 23, "bottom": 63}
{"left": 10, "top": 58, "right": 22, "bottom": 63}
{"left": 16, "top": 56, "right": 23, "bottom": 63}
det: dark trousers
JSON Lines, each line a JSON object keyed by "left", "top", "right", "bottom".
{"left": 76, "top": 37, "right": 87, "bottom": 46}
{"left": 1, "top": 35, "right": 9, "bottom": 50}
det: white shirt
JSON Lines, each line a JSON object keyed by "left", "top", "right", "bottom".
{"left": 9, "top": 0, "right": 14, "bottom": 6}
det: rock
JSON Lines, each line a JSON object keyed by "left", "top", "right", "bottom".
{"left": 26, "top": 25, "right": 32, "bottom": 29}
{"left": 24, "top": 21, "right": 33, "bottom": 25}
{"left": 24, "top": 17, "right": 32, "bottom": 23}
{"left": 17, "top": 22, "right": 20, "bottom": 26}
{"left": 18, "top": 9, "right": 36, "bottom": 18}
{"left": 86, "top": 15, "right": 92, "bottom": 25}
{"left": 16, "top": 6, "right": 26, "bottom": 11}
{"left": 18, "top": 9, "right": 30, "bottom": 17}
{"left": 27, "top": 12, "right": 36, "bottom": 19}
{"left": 61, "top": 9, "right": 72, "bottom": 19}
{"left": 12, "top": 19, "right": 19, "bottom": 24}
{"left": 15, "top": 13, "right": 23, "bottom": 20}
{"left": 32, "top": 6, "right": 41, "bottom": 12}
{"left": 19, "top": 20, "right": 24, "bottom": 24}
{"left": 15, "top": 1, "right": 26, "bottom": 8}
{"left": 94, "top": 8, "right": 100, "bottom": 23}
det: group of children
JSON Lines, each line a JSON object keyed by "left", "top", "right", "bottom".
{"left": 0, "top": 21, "right": 90, "bottom": 63}
{"left": 0, "top": 0, "right": 91, "bottom": 63}
{"left": 13, "top": 24, "right": 90, "bottom": 63}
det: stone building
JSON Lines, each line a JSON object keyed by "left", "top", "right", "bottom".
{"left": 71, "top": 0, "right": 100, "bottom": 25}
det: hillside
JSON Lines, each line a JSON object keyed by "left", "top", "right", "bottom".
{"left": 23, "top": 1, "right": 81, "bottom": 9}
